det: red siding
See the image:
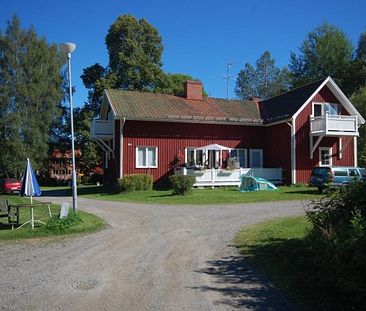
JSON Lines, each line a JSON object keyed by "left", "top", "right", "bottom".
{"left": 264, "top": 123, "right": 292, "bottom": 184}
{"left": 123, "top": 121, "right": 264, "bottom": 186}
{"left": 295, "top": 86, "right": 355, "bottom": 183}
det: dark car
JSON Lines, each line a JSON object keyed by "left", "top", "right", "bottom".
{"left": 309, "top": 166, "right": 365, "bottom": 192}
{"left": 0, "top": 178, "right": 22, "bottom": 193}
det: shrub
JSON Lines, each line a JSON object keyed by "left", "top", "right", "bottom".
{"left": 305, "top": 180, "right": 366, "bottom": 308}
{"left": 169, "top": 175, "right": 195, "bottom": 195}
{"left": 45, "top": 212, "right": 82, "bottom": 234}
{"left": 118, "top": 174, "right": 153, "bottom": 192}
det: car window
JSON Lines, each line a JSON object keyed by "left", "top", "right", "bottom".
{"left": 312, "top": 168, "right": 330, "bottom": 176}
{"left": 360, "top": 168, "right": 366, "bottom": 177}
{"left": 348, "top": 169, "right": 359, "bottom": 177}
{"left": 334, "top": 170, "right": 348, "bottom": 177}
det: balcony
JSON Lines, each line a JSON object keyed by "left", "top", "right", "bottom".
{"left": 310, "top": 114, "right": 359, "bottom": 137}
{"left": 91, "top": 118, "right": 113, "bottom": 140}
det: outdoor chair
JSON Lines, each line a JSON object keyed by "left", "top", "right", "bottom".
{"left": 0, "top": 198, "right": 19, "bottom": 229}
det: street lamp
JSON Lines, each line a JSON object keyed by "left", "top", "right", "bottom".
{"left": 60, "top": 42, "right": 78, "bottom": 211}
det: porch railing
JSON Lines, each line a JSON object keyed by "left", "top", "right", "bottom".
{"left": 175, "top": 167, "right": 283, "bottom": 187}
{"left": 310, "top": 114, "right": 358, "bottom": 136}
{"left": 91, "top": 118, "right": 114, "bottom": 140}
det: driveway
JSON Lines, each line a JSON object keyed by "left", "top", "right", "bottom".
{"left": 0, "top": 196, "right": 307, "bottom": 310}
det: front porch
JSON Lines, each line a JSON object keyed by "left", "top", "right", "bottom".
{"left": 175, "top": 167, "right": 283, "bottom": 187}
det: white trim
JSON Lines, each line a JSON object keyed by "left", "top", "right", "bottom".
{"left": 135, "top": 146, "right": 158, "bottom": 168}
{"left": 288, "top": 118, "right": 296, "bottom": 184}
{"left": 264, "top": 118, "right": 292, "bottom": 126}
{"left": 354, "top": 137, "right": 357, "bottom": 167}
{"left": 249, "top": 149, "right": 263, "bottom": 168}
{"left": 293, "top": 76, "right": 365, "bottom": 124}
{"left": 319, "top": 147, "right": 332, "bottom": 167}
{"left": 119, "top": 118, "right": 125, "bottom": 179}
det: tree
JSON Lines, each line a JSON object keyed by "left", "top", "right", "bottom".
{"left": 350, "top": 86, "right": 366, "bottom": 166}
{"left": 290, "top": 23, "right": 353, "bottom": 91}
{"left": 156, "top": 73, "right": 207, "bottom": 97}
{"left": 0, "top": 16, "right": 64, "bottom": 177}
{"left": 235, "top": 51, "right": 291, "bottom": 100}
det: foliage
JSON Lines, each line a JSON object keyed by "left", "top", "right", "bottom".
{"left": 289, "top": 23, "right": 353, "bottom": 92}
{"left": 118, "top": 174, "right": 153, "bottom": 192}
{"left": 45, "top": 211, "right": 82, "bottom": 234}
{"left": 169, "top": 175, "right": 196, "bottom": 195}
{"left": 156, "top": 73, "right": 207, "bottom": 97}
{"left": 305, "top": 180, "right": 366, "bottom": 308}
{"left": 235, "top": 50, "right": 291, "bottom": 100}
{"left": 350, "top": 86, "right": 366, "bottom": 166}
{"left": 0, "top": 16, "right": 64, "bottom": 177}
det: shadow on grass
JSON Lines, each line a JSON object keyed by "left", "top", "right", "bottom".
{"left": 283, "top": 189, "right": 319, "bottom": 195}
{"left": 42, "top": 186, "right": 109, "bottom": 197}
{"left": 191, "top": 251, "right": 300, "bottom": 310}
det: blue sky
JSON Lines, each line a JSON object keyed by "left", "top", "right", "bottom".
{"left": 1, "top": 0, "right": 365, "bottom": 106}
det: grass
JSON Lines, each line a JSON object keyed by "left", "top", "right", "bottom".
{"left": 234, "top": 216, "right": 330, "bottom": 310}
{"left": 0, "top": 194, "right": 106, "bottom": 241}
{"left": 73, "top": 184, "right": 320, "bottom": 205}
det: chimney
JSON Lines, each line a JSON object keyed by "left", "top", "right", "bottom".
{"left": 184, "top": 80, "right": 203, "bottom": 100}
{"left": 249, "top": 96, "right": 261, "bottom": 113}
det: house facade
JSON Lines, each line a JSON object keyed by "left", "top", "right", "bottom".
{"left": 91, "top": 77, "right": 364, "bottom": 187}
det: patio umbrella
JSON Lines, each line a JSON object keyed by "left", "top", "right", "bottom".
{"left": 195, "top": 144, "right": 231, "bottom": 168}
{"left": 20, "top": 158, "right": 41, "bottom": 204}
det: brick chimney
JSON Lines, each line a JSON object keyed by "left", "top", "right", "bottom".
{"left": 184, "top": 80, "right": 203, "bottom": 100}
{"left": 249, "top": 96, "right": 261, "bottom": 113}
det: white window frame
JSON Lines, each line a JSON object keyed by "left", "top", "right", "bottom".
{"left": 319, "top": 147, "right": 332, "bottom": 167}
{"left": 185, "top": 148, "right": 205, "bottom": 167}
{"left": 135, "top": 146, "right": 158, "bottom": 168}
{"left": 249, "top": 149, "right": 263, "bottom": 168}
{"left": 312, "top": 102, "right": 340, "bottom": 117}
{"left": 229, "top": 149, "right": 247, "bottom": 168}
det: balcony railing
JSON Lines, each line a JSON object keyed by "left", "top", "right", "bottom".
{"left": 310, "top": 114, "right": 358, "bottom": 136}
{"left": 175, "top": 167, "right": 283, "bottom": 187}
{"left": 91, "top": 118, "right": 113, "bottom": 140}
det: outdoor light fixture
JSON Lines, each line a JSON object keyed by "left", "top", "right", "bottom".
{"left": 60, "top": 42, "right": 78, "bottom": 211}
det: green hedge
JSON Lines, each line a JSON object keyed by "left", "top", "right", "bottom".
{"left": 169, "top": 175, "right": 196, "bottom": 195}
{"left": 118, "top": 174, "right": 153, "bottom": 192}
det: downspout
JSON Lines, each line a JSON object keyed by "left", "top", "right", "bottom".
{"left": 120, "top": 118, "right": 126, "bottom": 179}
{"left": 286, "top": 118, "right": 296, "bottom": 184}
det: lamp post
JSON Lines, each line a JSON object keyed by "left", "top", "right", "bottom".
{"left": 60, "top": 42, "right": 78, "bottom": 211}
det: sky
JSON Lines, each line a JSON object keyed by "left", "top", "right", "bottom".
{"left": 1, "top": 0, "right": 366, "bottom": 107}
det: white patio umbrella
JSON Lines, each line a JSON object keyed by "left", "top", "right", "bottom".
{"left": 195, "top": 144, "right": 231, "bottom": 167}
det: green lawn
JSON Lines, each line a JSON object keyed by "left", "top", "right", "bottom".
{"left": 0, "top": 194, "right": 106, "bottom": 241}
{"left": 73, "top": 184, "right": 320, "bottom": 205}
{"left": 235, "top": 216, "right": 326, "bottom": 310}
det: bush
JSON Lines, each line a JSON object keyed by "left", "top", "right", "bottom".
{"left": 169, "top": 175, "right": 195, "bottom": 195}
{"left": 118, "top": 174, "right": 153, "bottom": 192}
{"left": 305, "top": 180, "right": 366, "bottom": 308}
{"left": 45, "top": 212, "right": 82, "bottom": 234}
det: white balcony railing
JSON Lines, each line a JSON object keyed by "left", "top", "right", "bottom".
{"left": 91, "top": 118, "right": 113, "bottom": 140}
{"left": 310, "top": 114, "right": 358, "bottom": 136}
{"left": 174, "top": 167, "right": 283, "bottom": 187}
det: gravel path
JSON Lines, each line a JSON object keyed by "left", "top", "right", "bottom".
{"left": 0, "top": 196, "right": 308, "bottom": 310}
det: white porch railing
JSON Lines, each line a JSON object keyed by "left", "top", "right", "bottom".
{"left": 91, "top": 118, "right": 114, "bottom": 140}
{"left": 310, "top": 114, "right": 358, "bottom": 136}
{"left": 174, "top": 167, "right": 283, "bottom": 187}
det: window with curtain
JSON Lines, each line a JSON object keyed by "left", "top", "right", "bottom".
{"left": 136, "top": 147, "right": 158, "bottom": 168}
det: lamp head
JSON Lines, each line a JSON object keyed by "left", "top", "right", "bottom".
{"left": 59, "top": 42, "right": 76, "bottom": 54}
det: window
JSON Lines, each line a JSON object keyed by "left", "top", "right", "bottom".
{"left": 185, "top": 148, "right": 204, "bottom": 167}
{"left": 319, "top": 147, "right": 332, "bottom": 166}
{"left": 229, "top": 149, "right": 247, "bottom": 168}
{"left": 250, "top": 149, "right": 263, "bottom": 168}
{"left": 313, "top": 102, "right": 340, "bottom": 116}
{"left": 136, "top": 147, "right": 158, "bottom": 168}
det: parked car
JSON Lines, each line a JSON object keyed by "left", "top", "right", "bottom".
{"left": 0, "top": 178, "right": 22, "bottom": 193}
{"left": 309, "top": 166, "right": 366, "bottom": 192}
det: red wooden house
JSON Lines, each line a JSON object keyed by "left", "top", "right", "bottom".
{"left": 91, "top": 77, "right": 365, "bottom": 187}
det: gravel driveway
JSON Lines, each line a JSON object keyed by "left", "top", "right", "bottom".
{"left": 0, "top": 196, "right": 307, "bottom": 310}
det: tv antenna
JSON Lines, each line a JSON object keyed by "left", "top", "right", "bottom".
{"left": 223, "top": 60, "right": 245, "bottom": 100}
